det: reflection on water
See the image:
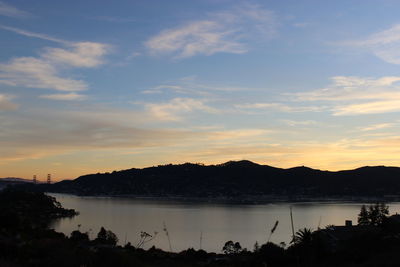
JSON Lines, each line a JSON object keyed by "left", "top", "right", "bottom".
{"left": 49, "top": 194, "right": 400, "bottom": 253}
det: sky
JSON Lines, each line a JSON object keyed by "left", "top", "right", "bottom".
{"left": 2, "top": 0, "right": 400, "bottom": 180}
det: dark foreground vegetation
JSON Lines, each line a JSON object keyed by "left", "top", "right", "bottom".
{"left": 22, "top": 160, "right": 400, "bottom": 200}
{"left": 3, "top": 189, "right": 400, "bottom": 266}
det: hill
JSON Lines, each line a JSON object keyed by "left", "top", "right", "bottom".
{"left": 0, "top": 177, "right": 34, "bottom": 191}
{"left": 0, "top": 177, "right": 33, "bottom": 183}
{"left": 26, "top": 160, "right": 400, "bottom": 200}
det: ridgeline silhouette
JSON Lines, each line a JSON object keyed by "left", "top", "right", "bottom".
{"left": 24, "top": 160, "right": 400, "bottom": 200}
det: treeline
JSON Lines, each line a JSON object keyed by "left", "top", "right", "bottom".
{"left": 29, "top": 160, "right": 400, "bottom": 198}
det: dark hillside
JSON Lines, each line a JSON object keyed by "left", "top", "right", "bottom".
{"left": 30, "top": 161, "right": 400, "bottom": 199}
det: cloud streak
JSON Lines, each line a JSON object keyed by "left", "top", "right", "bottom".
{"left": 39, "top": 93, "right": 87, "bottom": 101}
{"left": 235, "top": 102, "right": 324, "bottom": 113}
{"left": 342, "top": 24, "right": 400, "bottom": 64}
{"left": 145, "top": 4, "right": 276, "bottom": 58}
{"left": 293, "top": 76, "right": 400, "bottom": 115}
{"left": 360, "top": 123, "right": 396, "bottom": 132}
{"left": 0, "top": 2, "right": 30, "bottom": 18}
{"left": 144, "top": 97, "right": 218, "bottom": 121}
{"left": 0, "top": 94, "right": 18, "bottom": 110}
{"left": 0, "top": 57, "right": 88, "bottom": 91}
{"left": 142, "top": 76, "right": 258, "bottom": 95}
{"left": 42, "top": 42, "right": 110, "bottom": 67}
{"left": 0, "top": 25, "right": 67, "bottom": 44}
{"left": 333, "top": 100, "right": 400, "bottom": 115}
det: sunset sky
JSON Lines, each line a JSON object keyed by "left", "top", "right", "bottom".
{"left": 2, "top": 0, "right": 400, "bottom": 180}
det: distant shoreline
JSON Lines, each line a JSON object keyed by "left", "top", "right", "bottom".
{"left": 48, "top": 192, "right": 400, "bottom": 204}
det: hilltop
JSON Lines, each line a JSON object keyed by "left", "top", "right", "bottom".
{"left": 22, "top": 160, "right": 400, "bottom": 200}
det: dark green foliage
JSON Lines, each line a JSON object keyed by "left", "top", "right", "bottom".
{"left": 222, "top": 240, "right": 242, "bottom": 254}
{"left": 95, "top": 227, "right": 118, "bottom": 246}
{"left": 293, "top": 228, "right": 313, "bottom": 245}
{"left": 358, "top": 203, "right": 389, "bottom": 226}
{"left": 70, "top": 230, "right": 89, "bottom": 243}
{"left": 256, "top": 242, "right": 287, "bottom": 266}
{"left": 358, "top": 205, "right": 369, "bottom": 225}
{"left": 253, "top": 241, "right": 260, "bottom": 252}
{"left": 0, "top": 188, "right": 77, "bottom": 232}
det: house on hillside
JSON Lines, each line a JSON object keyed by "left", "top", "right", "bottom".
{"left": 315, "top": 220, "right": 380, "bottom": 252}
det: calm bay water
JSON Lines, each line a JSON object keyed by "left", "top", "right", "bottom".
{"left": 49, "top": 194, "right": 400, "bottom": 253}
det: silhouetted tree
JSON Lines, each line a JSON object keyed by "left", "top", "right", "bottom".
{"left": 358, "top": 205, "right": 369, "bottom": 225}
{"left": 70, "top": 230, "right": 89, "bottom": 243}
{"left": 358, "top": 203, "right": 389, "bottom": 226}
{"left": 95, "top": 227, "right": 118, "bottom": 246}
{"left": 253, "top": 241, "right": 260, "bottom": 252}
{"left": 257, "top": 242, "right": 286, "bottom": 265}
{"left": 293, "top": 228, "right": 313, "bottom": 246}
{"left": 222, "top": 240, "right": 242, "bottom": 254}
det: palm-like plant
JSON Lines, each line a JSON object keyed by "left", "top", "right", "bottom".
{"left": 293, "top": 228, "right": 313, "bottom": 245}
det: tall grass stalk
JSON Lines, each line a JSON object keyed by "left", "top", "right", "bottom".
{"left": 163, "top": 221, "right": 172, "bottom": 252}
{"left": 267, "top": 220, "right": 279, "bottom": 243}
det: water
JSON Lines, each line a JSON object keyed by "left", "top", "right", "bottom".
{"left": 49, "top": 194, "right": 400, "bottom": 253}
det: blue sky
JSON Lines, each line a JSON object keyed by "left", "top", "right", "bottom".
{"left": 2, "top": 0, "right": 400, "bottom": 180}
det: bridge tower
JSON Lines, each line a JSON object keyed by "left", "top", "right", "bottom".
{"left": 33, "top": 175, "right": 37, "bottom": 184}
{"left": 47, "top": 174, "right": 51, "bottom": 184}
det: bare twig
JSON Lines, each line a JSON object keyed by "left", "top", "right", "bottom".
{"left": 163, "top": 221, "right": 172, "bottom": 252}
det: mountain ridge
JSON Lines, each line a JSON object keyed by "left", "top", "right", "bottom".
{"left": 27, "top": 160, "right": 400, "bottom": 199}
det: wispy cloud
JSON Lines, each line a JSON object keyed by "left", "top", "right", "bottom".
{"left": 142, "top": 76, "right": 255, "bottom": 95}
{"left": 282, "top": 120, "right": 317, "bottom": 127}
{"left": 42, "top": 42, "right": 110, "bottom": 67}
{"left": 146, "top": 20, "right": 247, "bottom": 58}
{"left": 233, "top": 75, "right": 400, "bottom": 116}
{"left": 0, "top": 25, "right": 67, "bottom": 44}
{"left": 145, "top": 4, "right": 276, "bottom": 58}
{"left": 342, "top": 24, "right": 400, "bottom": 64}
{"left": 293, "top": 76, "right": 400, "bottom": 115}
{"left": 39, "top": 93, "right": 87, "bottom": 101}
{"left": 88, "top": 15, "right": 136, "bottom": 23}
{"left": 0, "top": 26, "right": 110, "bottom": 95}
{"left": 360, "top": 123, "right": 396, "bottom": 132}
{"left": 0, "top": 1, "right": 30, "bottom": 18}
{"left": 334, "top": 100, "right": 400, "bottom": 115}
{"left": 0, "top": 57, "right": 88, "bottom": 91}
{"left": 235, "top": 102, "right": 324, "bottom": 113}
{"left": 144, "top": 97, "right": 218, "bottom": 121}
{"left": 294, "top": 76, "right": 400, "bottom": 101}
{"left": 0, "top": 94, "right": 18, "bottom": 110}
{"left": 207, "top": 129, "right": 271, "bottom": 141}
{"left": 293, "top": 22, "right": 309, "bottom": 28}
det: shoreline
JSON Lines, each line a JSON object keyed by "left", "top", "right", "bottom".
{"left": 47, "top": 192, "right": 400, "bottom": 205}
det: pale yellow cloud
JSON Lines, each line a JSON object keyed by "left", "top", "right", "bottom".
{"left": 334, "top": 99, "right": 400, "bottom": 115}
{"left": 360, "top": 123, "right": 396, "bottom": 132}
{"left": 235, "top": 102, "right": 324, "bottom": 113}
{"left": 39, "top": 93, "right": 87, "bottom": 101}
{"left": 0, "top": 94, "right": 18, "bottom": 110}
